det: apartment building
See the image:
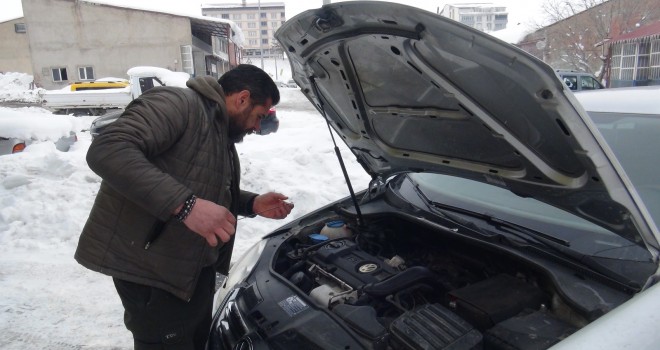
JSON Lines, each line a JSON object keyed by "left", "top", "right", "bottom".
{"left": 440, "top": 3, "right": 508, "bottom": 32}
{"left": 202, "top": 2, "right": 286, "bottom": 59}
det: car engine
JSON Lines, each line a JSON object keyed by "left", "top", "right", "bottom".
{"left": 270, "top": 213, "right": 620, "bottom": 350}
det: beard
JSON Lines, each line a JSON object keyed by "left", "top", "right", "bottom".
{"left": 227, "top": 104, "right": 254, "bottom": 143}
{"left": 227, "top": 118, "right": 248, "bottom": 143}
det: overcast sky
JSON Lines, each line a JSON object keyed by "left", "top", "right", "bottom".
{"left": 2, "top": 0, "right": 547, "bottom": 29}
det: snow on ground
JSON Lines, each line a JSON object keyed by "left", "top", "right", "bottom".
{"left": 0, "top": 70, "right": 369, "bottom": 349}
{"left": 0, "top": 73, "right": 44, "bottom": 103}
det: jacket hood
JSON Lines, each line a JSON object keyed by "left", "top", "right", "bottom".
{"left": 186, "top": 76, "right": 226, "bottom": 108}
{"left": 275, "top": 1, "right": 658, "bottom": 251}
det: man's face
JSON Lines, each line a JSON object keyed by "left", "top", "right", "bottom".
{"left": 228, "top": 96, "right": 273, "bottom": 143}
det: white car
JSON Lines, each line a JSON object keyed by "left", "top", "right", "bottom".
{"left": 208, "top": 2, "right": 660, "bottom": 349}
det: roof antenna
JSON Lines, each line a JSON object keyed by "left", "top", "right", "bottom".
{"left": 309, "top": 76, "right": 364, "bottom": 228}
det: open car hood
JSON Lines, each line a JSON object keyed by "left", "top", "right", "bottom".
{"left": 275, "top": 2, "right": 658, "bottom": 251}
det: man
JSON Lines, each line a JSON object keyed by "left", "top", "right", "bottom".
{"left": 75, "top": 64, "right": 293, "bottom": 349}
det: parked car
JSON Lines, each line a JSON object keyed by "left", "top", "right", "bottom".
{"left": 0, "top": 110, "right": 78, "bottom": 156}
{"left": 255, "top": 107, "right": 279, "bottom": 135}
{"left": 555, "top": 69, "right": 604, "bottom": 91}
{"left": 89, "top": 109, "right": 124, "bottom": 139}
{"left": 285, "top": 79, "right": 298, "bottom": 88}
{"left": 90, "top": 107, "right": 279, "bottom": 139}
{"left": 208, "top": 3, "right": 660, "bottom": 350}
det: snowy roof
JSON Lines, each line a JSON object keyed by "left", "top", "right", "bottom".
{"left": 610, "top": 21, "right": 660, "bottom": 44}
{"left": 0, "top": 15, "right": 23, "bottom": 24}
{"left": 202, "top": 2, "right": 285, "bottom": 9}
{"left": 487, "top": 24, "right": 530, "bottom": 44}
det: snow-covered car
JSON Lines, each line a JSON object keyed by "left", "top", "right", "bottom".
{"left": 208, "top": 2, "right": 660, "bottom": 350}
{"left": 0, "top": 109, "right": 78, "bottom": 155}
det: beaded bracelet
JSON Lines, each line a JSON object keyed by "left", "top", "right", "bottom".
{"left": 174, "top": 194, "right": 197, "bottom": 222}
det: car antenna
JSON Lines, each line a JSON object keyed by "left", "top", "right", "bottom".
{"left": 309, "top": 76, "right": 364, "bottom": 228}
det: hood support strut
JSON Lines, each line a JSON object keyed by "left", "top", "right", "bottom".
{"left": 310, "top": 76, "right": 364, "bottom": 227}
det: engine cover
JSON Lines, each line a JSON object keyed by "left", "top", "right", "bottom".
{"left": 310, "top": 239, "right": 398, "bottom": 288}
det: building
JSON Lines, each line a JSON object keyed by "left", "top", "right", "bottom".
{"left": 439, "top": 3, "right": 508, "bottom": 32}
{"left": 606, "top": 21, "right": 660, "bottom": 87}
{"left": 202, "top": 2, "right": 286, "bottom": 60}
{"left": 517, "top": 0, "right": 660, "bottom": 82}
{"left": 0, "top": 16, "right": 33, "bottom": 75}
{"left": 0, "top": 0, "right": 244, "bottom": 89}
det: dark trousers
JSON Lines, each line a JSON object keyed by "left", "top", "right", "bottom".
{"left": 113, "top": 266, "right": 216, "bottom": 350}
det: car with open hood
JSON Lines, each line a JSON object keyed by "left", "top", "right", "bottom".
{"left": 208, "top": 2, "right": 660, "bottom": 350}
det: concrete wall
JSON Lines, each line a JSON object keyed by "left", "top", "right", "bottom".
{"left": 0, "top": 18, "right": 33, "bottom": 75}
{"left": 22, "top": 0, "right": 193, "bottom": 89}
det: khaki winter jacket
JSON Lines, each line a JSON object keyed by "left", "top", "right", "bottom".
{"left": 75, "top": 76, "right": 256, "bottom": 301}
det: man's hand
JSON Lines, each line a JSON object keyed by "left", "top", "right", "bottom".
{"left": 253, "top": 192, "right": 294, "bottom": 219}
{"left": 182, "top": 198, "right": 236, "bottom": 246}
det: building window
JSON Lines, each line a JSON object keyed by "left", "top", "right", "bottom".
{"left": 180, "top": 45, "right": 194, "bottom": 75}
{"left": 261, "top": 30, "right": 268, "bottom": 35}
{"left": 14, "top": 23, "right": 27, "bottom": 33}
{"left": 249, "top": 31, "right": 256, "bottom": 37}
{"left": 281, "top": 12, "right": 285, "bottom": 18}
{"left": 637, "top": 41, "right": 651, "bottom": 80}
{"left": 262, "top": 38, "right": 268, "bottom": 45}
{"left": 247, "top": 13, "right": 255, "bottom": 19}
{"left": 248, "top": 22, "right": 256, "bottom": 28}
{"left": 221, "top": 14, "right": 229, "bottom": 19}
{"left": 271, "top": 21, "right": 278, "bottom": 28}
{"left": 260, "top": 13, "right": 267, "bottom": 18}
{"left": 249, "top": 39, "right": 257, "bottom": 45}
{"left": 270, "top": 12, "right": 277, "bottom": 19}
{"left": 650, "top": 39, "right": 660, "bottom": 80}
{"left": 52, "top": 68, "right": 68, "bottom": 82}
{"left": 261, "top": 21, "right": 267, "bottom": 27}
{"left": 612, "top": 43, "right": 637, "bottom": 81}
{"left": 232, "top": 14, "right": 241, "bottom": 20}
{"left": 78, "top": 66, "right": 95, "bottom": 80}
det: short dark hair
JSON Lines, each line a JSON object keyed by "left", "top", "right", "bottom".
{"left": 218, "top": 64, "right": 280, "bottom": 106}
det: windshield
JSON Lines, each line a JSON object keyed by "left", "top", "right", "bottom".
{"left": 408, "top": 173, "right": 653, "bottom": 265}
{"left": 588, "top": 111, "right": 660, "bottom": 227}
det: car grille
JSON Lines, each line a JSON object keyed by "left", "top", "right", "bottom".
{"left": 209, "top": 288, "right": 252, "bottom": 350}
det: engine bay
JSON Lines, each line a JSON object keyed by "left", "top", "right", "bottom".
{"left": 271, "top": 211, "right": 632, "bottom": 350}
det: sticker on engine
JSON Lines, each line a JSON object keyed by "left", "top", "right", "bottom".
{"left": 278, "top": 295, "right": 308, "bottom": 317}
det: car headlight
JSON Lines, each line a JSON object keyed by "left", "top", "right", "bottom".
{"left": 213, "top": 238, "right": 268, "bottom": 309}
{"left": 91, "top": 118, "right": 116, "bottom": 129}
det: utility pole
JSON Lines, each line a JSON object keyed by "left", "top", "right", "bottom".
{"left": 258, "top": 0, "right": 264, "bottom": 70}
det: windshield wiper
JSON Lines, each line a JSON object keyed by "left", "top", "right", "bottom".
{"left": 425, "top": 200, "right": 640, "bottom": 289}
{"left": 429, "top": 200, "right": 571, "bottom": 247}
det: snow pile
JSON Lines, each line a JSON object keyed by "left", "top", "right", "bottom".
{"left": 0, "top": 72, "right": 44, "bottom": 103}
